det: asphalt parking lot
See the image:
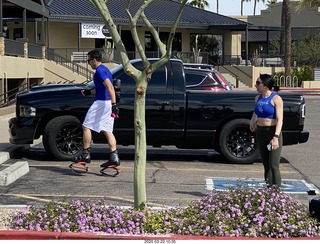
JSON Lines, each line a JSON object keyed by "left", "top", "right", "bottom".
{"left": 0, "top": 96, "right": 319, "bottom": 208}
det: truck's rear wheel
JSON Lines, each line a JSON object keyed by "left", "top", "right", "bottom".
{"left": 43, "top": 116, "right": 83, "bottom": 160}
{"left": 219, "top": 119, "right": 259, "bottom": 164}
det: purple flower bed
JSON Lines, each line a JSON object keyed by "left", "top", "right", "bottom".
{"left": 7, "top": 186, "right": 320, "bottom": 238}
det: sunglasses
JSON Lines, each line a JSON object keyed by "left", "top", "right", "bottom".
{"left": 87, "top": 58, "right": 94, "bottom": 63}
{"left": 255, "top": 80, "right": 263, "bottom": 86}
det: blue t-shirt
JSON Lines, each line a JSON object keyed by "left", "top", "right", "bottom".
{"left": 254, "top": 92, "right": 277, "bottom": 119}
{"left": 93, "top": 65, "right": 113, "bottom": 101}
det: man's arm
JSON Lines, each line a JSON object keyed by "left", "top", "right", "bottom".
{"left": 103, "top": 78, "right": 116, "bottom": 104}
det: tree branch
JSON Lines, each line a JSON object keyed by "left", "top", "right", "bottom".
{"left": 153, "top": 0, "right": 188, "bottom": 71}
{"left": 125, "top": 0, "right": 150, "bottom": 63}
{"left": 90, "top": 0, "right": 136, "bottom": 75}
{"left": 141, "top": 12, "right": 166, "bottom": 57}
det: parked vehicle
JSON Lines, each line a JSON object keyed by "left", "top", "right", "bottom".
{"left": 183, "top": 63, "right": 215, "bottom": 70}
{"left": 184, "top": 67, "right": 232, "bottom": 91}
{"left": 85, "top": 66, "right": 231, "bottom": 91}
{"left": 8, "top": 59, "right": 309, "bottom": 164}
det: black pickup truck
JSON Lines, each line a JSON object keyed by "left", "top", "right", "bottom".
{"left": 8, "top": 59, "right": 309, "bottom": 164}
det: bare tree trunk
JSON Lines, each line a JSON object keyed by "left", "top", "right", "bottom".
{"left": 133, "top": 77, "right": 147, "bottom": 209}
{"left": 91, "top": 0, "right": 188, "bottom": 209}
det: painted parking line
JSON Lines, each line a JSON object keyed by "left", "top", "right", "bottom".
{"left": 206, "top": 177, "right": 320, "bottom": 194}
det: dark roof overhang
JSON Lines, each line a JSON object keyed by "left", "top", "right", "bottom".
{"left": 7, "top": 0, "right": 49, "bottom": 17}
{"left": 209, "top": 23, "right": 283, "bottom": 31}
{"left": 44, "top": 0, "right": 250, "bottom": 30}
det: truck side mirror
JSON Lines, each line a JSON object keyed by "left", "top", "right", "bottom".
{"left": 113, "top": 79, "right": 121, "bottom": 103}
{"left": 114, "top": 79, "right": 121, "bottom": 91}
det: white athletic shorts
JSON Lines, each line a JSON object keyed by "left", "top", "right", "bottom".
{"left": 82, "top": 100, "right": 114, "bottom": 133}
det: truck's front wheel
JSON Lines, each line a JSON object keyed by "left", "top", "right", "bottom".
{"left": 219, "top": 119, "right": 259, "bottom": 164}
{"left": 43, "top": 116, "right": 83, "bottom": 160}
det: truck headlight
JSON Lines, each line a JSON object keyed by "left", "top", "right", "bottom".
{"left": 19, "top": 105, "right": 36, "bottom": 117}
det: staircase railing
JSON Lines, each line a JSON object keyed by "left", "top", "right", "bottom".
{"left": 0, "top": 82, "right": 29, "bottom": 108}
{"left": 46, "top": 49, "right": 94, "bottom": 81}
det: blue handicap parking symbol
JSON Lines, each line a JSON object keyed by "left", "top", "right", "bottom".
{"left": 206, "top": 178, "right": 319, "bottom": 194}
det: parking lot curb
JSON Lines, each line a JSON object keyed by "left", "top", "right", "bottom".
{"left": 0, "top": 152, "right": 9, "bottom": 166}
{"left": 0, "top": 161, "right": 29, "bottom": 186}
{"left": 0, "top": 145, "right": 31, "bottom": 186}
{"left": 0, "top": 145, "right": 30, "bottom": 160}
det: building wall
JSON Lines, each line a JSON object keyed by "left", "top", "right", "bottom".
{"left": 243, "top": 2, "right": 320, "bottom": 27}
{"left": 48, "top": 22, "right": 79, "bottom": 48}
{"left": 0, "top": 56, "right": 44, "bottom": 79}
{"left": 5, "top": 22, "right": 35, "bottom": 42}
{"left": 231, "top": 32, "right": 242, "bottom": 56}
{"left": 43, "top": 22, "right": 236, "bottom": 57}
{"left": 0, "top": 56, "right": 44, "bottom": 98}
{"left": 1, "top": 17, "right": 242, "bottom": 96}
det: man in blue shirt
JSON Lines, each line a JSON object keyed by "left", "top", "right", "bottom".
{"left": 73, "top": 49, "right": 120, "bottom": 170}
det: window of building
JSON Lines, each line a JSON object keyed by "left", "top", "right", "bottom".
{"left": 190, "top": 34, "right": 222, "bottom": 64}
{"left": 145, "top": 31, "right": 182, "bottom": 52}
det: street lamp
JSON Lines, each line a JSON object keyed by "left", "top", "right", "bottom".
{"left": 3, "top": 22, "right": 8, "bottom": 37}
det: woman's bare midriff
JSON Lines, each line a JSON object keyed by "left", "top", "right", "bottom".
{"left": 257, "top": 118, "right": 277, "bottom": 127}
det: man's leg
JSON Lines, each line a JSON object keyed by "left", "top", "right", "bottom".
{"left": 72, "top": 126, "right": 92, "bottom": 163}
{"left": 103, "top": 131, "right": 116, "bottom": 152}
{"left": 82, "top": 126, "right": 92, "bottom": 149}
{"left": 100, "top": 131, "right": 120, "bottom": 167}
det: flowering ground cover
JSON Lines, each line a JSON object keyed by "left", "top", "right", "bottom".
{"left": 5, "top": 186, "right": 320, "bottom": 238}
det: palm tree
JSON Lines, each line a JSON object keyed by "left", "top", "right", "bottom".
{"left": 280, "top": 0, "right": 291, "bottom": 79}
{"left": 253, "top": 0, "right": 265, "bottom": 15}
{"left": 188, "top": 0, "right": 209, "bottom": 9}
{"left": 216, "top": 0, "right": 219, "bottom": 14}
{"left": 296, "top": 0, "right": 320, "bottom": 10}
{"left": 267, "top": 0, "right": 277, "bottom": 3}
{"left": 241, "top": 0, "right": 250, "bottom": 16}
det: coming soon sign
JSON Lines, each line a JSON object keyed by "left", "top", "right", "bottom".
{"left": 81, "top": 23, "right": 112, "bottom": 39}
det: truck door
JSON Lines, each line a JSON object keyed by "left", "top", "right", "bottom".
{"left": 112, "top": 61, "right": 173, "bottom": 146}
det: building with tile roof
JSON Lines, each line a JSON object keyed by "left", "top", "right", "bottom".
{"left": 1, "top": 0, "right": 269, "bottom": 64}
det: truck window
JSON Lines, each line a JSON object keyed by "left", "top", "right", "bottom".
{"left": 148, "top": 65, "right": 167, "bottom": 93}
{"left": 185, "top": 73, "right": 206, "bottom": 86}
{"left": 113, "top": 63, "right": 168, "bottom": 93}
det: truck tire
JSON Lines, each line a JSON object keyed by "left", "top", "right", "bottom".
{"left": 43, "top": 115, "right": 83, "bottom": 160}
{"left": 219, "top": 118, "right": 259, "bottom": 164}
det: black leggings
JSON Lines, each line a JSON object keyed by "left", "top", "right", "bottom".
{"left": 256, "top": 125, "right": 282, "bottom": 187}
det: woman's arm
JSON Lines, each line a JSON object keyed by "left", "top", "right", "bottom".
{"left": 270, "top": 94, "right": 284, "bottom": 150}
{"left": 274, "top": 94, "right": 284, "bottom": 136}
{"left": 250, "top": 95, "right": 259, "bottom": 132}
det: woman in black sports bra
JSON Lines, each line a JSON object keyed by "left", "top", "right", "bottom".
{"left": 250, "top": 74, "right": 284, "bottom": 187}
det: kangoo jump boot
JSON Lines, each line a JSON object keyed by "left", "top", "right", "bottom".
{"left": 100, "top": 150, "right": 120, "bottom": 168}
{"left": 72, "top": 148, "right": 91, "bottom": 164}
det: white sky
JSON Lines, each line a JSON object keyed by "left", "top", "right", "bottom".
{"left": 207, "top": 0, "right": 277, "bottom": 16}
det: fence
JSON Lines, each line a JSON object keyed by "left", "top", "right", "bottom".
{"left": 4, "top": 39, "right": 25, "bottom": 57}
